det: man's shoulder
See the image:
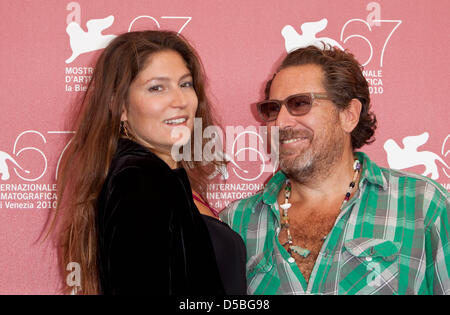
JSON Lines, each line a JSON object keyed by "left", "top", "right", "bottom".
{"left": 378, "top": 167, "right": 450, "bottom": 224}
{"left": 218, "top": 190, "right": 265, "bottom": 227}
{"left": 381, "top": 166, "right": 449, "bottom": 199}
{"left": 358, "top": 151, "right": 448, "bottom": 200}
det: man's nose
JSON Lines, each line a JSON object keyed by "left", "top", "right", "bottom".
{"left": 274, "top": 104, "right": 295, "bottom": 129}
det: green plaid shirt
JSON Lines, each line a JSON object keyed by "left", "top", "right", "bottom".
{"left": 220, "top": 152, "right": 450, "bottom": 295}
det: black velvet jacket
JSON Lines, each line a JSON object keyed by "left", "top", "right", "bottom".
{"left": 97, "top": 138, "right": 227, "bottom": 295}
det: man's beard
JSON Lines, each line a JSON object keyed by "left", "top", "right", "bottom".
{"left": 278, "top": 121, "right": 345, "bottom": 184}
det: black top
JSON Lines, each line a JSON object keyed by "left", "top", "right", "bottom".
{"left": 96, "top": 138, "right": 246, "bottom": 295}
{"left": 202, "top": 215, "right": 247, "bottom": 295}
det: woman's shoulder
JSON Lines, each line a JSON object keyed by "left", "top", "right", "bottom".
{"left": 109, "top": 138, "right": 170, "bottom": 176}
{"left": 102, "top": 138, "right": 187, "bottom": 197}
{"left": 97, "top": 139, "right": 190, "bottom": 221}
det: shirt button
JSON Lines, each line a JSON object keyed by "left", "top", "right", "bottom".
{"left": 276, "top": 227, "right": 280, "bottom": 234}
{"left": 288, "top": 257, "right": 295, "bottom": 263}
{"left": 365, "top": 256, "right": 373, "bottom": 262}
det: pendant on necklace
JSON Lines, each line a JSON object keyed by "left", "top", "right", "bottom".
{"left": 290, "top": 245, "right": 311, "bottom": 258}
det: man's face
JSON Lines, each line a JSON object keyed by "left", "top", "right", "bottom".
{"left": 267, "top": 64, "right": 346, "bottom": 181}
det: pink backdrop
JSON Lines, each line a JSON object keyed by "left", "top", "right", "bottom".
{"left": 0, "top": 0, "right": 448, "bottom": 294}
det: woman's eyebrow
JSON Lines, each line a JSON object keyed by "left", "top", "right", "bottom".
{"left": 144, "top": 73, "right": 192, "bottom": 85}
{"left": 179, "top": 73, "right": 193, "bottom": 81}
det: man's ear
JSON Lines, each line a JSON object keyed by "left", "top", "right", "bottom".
{"left": 339, "top": 98, "right": 362, "bottom": 133}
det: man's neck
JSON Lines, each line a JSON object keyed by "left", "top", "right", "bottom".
{"left": 286, "top": 149, "right": 357, "bottom": 208}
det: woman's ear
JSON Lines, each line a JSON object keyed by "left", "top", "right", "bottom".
{"left": 339, "top": 98, "right": 362, "bottom": 133}
{"left": 120, "top": 107, "right": 128, "bottom": 122}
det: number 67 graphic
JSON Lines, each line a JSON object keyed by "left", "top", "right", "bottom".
{"left": 7, "top": 131, "right": 74, "bottom": 182}
{"left": 12, "top": 130, "right": 48, "bottom": 182}
{"left": 128, "top": 16, "right": 192, "bottom": 34}
{"left": 340, "top": 19, "right": 402, "bottom": 67}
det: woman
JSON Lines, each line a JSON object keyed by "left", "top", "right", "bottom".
{"left": 52, "top": 30, "right": 246, "bottom": 295}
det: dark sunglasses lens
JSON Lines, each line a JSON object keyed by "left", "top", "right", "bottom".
{"left": 286, "top": 94, "right": 312, "bottom": 115}
{"left": 258, "top": 102, "right": 280, "bottom": 121}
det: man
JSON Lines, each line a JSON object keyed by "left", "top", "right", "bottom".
{"left": 220, "top": 45, "right": 450, "bottom": 295}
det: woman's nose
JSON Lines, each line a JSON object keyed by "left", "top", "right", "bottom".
{"left": 170, "top": 87, "right": 188, "bottom": 108}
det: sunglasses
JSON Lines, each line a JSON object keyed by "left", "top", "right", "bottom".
{"left": 256, "top": 92, "right": 330, "bottom": 122}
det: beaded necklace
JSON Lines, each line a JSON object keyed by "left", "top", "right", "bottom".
{"left": 280, "top": 159, "right": 361, "bottom": 261}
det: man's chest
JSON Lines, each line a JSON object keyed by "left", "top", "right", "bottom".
{"left": 278, "top": 210, "right": 339, "bottom": 282}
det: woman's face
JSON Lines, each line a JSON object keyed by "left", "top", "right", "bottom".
{"left": 122, "top": 50, "right": 198, "bottom": 156}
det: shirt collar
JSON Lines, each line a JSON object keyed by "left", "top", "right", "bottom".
{"left": 355, "top": 151, "right": 388, "bottom": 190}
{"left": 260, "top": 151, "right": 387, "bottom": 207}
{"left": 261, "top": 170, "right": 286, "bottom": 206}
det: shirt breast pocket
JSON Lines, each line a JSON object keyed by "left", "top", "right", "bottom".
{"left": 339, "top": 238, "right": 401, "bottom": 295}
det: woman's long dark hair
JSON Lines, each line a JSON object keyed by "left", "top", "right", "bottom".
{"left": 51, "top": 30, "right": 221, "bottom": 294}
